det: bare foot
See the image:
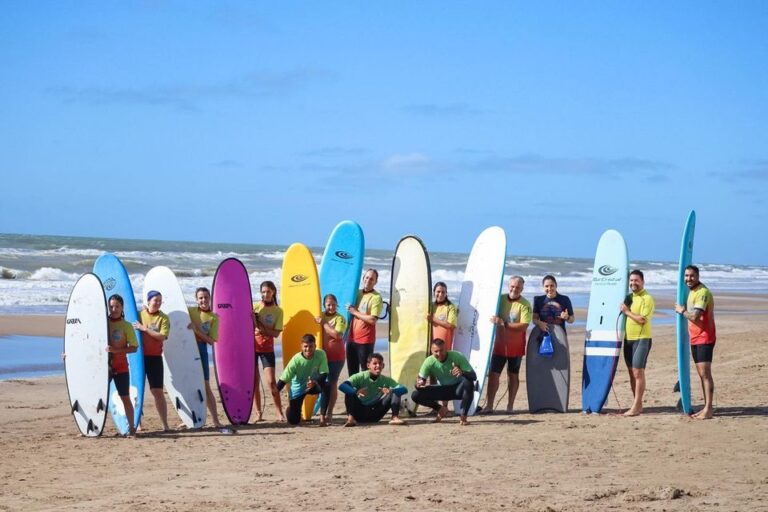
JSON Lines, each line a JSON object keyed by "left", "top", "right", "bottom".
{"left": 694, "top": 408, "right": 713, "bottom": 420}
{"left": 460, "top": 415, "right": 470, "bottom": 426}
{"left": 343, "top": 416, "right": 357, "bottom": 427}
{"left": 505, "top": 407, "right": 514, "bottom": 414}
{"left": 434, "top": 405, "right": 448, "bottom": 423}
{"left": 255, "top": 412, "right": 263, "bottom": 422}
{"left": 623, "top": 408, "right": 642, "bottom": 417}
{"left": 319, "top": 415, "right": 328, "bottom": 427}
{"left": 389, "top": 416, "right": 405, "bottom": 425}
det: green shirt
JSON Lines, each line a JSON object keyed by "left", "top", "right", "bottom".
{"left": 418, "top": 351, "right": 473, "bottom": 386}
{"left": 280, "top": 349, "right": 330, "bottom": 399}
{"left": 625, "top": 289, "right": 654, "bottom": 340}
{"left": 348, "top": 370, "right": 403, "bottom": 406}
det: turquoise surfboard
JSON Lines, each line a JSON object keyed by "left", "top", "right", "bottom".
{"left": 581, "top": 229, "right": 628, "bottom": 413}
{"left": 676, "top": 210, "right": 696, "bottom": 415}
{"left": 319, "top": 220, "right": 365, "bottom": 322}
{"left": 93, "top": 253, "right": 144, "bottom": 434}
{"left": 314, "top": 221, "right": 364, "bottom": 416}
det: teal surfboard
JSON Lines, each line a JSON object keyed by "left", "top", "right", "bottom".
{"left": 93, "top": 253, "right": 144, "bottom": 434}
{"left": 314, "top": 221, "right": 365, "bottom": 416}
{"left": 676, "top": 210, "right": 696, "bottom": 415}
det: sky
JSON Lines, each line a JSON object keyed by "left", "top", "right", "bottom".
{"left": 1, "top": 2, "right": 767, "bottom": 265}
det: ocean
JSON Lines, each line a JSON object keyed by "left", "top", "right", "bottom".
{"left": 1, "top": 232, "right": 767, "bottom": 315}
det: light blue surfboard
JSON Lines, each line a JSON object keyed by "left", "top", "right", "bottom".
{"left": 676, "top": 210, "right": 696, "bottom": 415}
{"left": 319, "top": 221, "right": 365, "bottom": 326}
{"left": 93, "top": 253, "right": 144, "bottom": 434}
{"left": 314, "top": 221, "right": 364, "bottom": 415}
{"left": 581, "top": 229, "right": 628, "bottom": 413}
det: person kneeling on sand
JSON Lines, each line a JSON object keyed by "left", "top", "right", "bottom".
{"left": 340, "top": 352, "right": 407, "bottom": 427}
{"left": 412, "top": 339, "right": 477, "bottom": 426}
{"left": 275, "top": 334, "right": 330, "bottom": 426}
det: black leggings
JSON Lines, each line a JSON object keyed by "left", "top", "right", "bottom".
{"left": 345, "top": 393, "right": 401, "bottom": 423}
{"left": 412, "top": 377, "right": 475, "bottom": 416}
{"left": 286, "top": 376, "right": 331, "bottom": 425}
{"left": 346, "top": 342, "right": 374, "bottom": 377}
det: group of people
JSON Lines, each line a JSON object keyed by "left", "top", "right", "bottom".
{"left": 100, "top": 264, "right": 717, "bottom": 437}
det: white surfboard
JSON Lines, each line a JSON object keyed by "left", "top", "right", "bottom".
{"left": 143, "top": 266, "right": 206, "bottom": 429}
{"left": 452, "top": 226, "right": 507, "bottom": 416}
{"left": 64, "top": 273, "right": 109, "bottom": 437}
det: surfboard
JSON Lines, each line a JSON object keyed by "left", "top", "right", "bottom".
{"left": 676, "top": 210, "right": 696, "bottom": 414}
{"left": 581, "top": 229, "right": 628, "bottom": 413}
{"left": 211, "top": 258, "right": 255, "bottom": 425}
{"left": 64, "top": 273, "right": 109, "bottom": 437}
{"left": 143, "top": 266, "right": 206, "bottom": 429}
{"left": 452, "top": 226, "right": 506, "bottom": 416}
{"left": 389, "top": 235, "right": 431, "bottom": 414}
{"left": 93, "top": 253, "right": 144, "bottom": 434}
{"left": 526, "top": 324, "right": 570, "bottom": 413}
{"left": 319, "top": 220, "right": 365, "bottom": 322}
{"left": 280, "top": 243, "right": 322, "bottom": 421}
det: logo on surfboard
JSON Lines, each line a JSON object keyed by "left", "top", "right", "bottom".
{"left": 66, "top": 318, "right": 81, "bottom": 324}
{"left": 103, "top": 278, "right": 117, "bottom": 291}
{"left": 217, "top": 303, "right": 232, "bottom": 309}
{"left": 334, "top": 251, "right": 354, "bottom": 260}
{"left": 598, "top": 265, "right": 618, "bottom": 276}
{"left": 291, "top": 274, "right": 308, "bottom": 283}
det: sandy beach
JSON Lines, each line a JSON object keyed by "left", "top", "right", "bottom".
{"left": 1, "top": 294, "right": 767, "bottom": 511}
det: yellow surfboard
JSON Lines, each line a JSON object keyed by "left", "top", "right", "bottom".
{"left": 280, "top": 243, "right": 322, "bottom": 421}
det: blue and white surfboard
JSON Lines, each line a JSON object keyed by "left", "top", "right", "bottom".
{"left": 93, "top": 253, "right": 144, "bottom": 434}
{"left": 581, "top": 230, "right": 628, "bottom": 414}
{"left": 319, "top": 221, "right": 365, "bottom": 325}
{"left": 676, "top": 211, "right": 696, "bottom": 415}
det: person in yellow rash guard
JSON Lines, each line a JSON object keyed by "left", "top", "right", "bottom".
{"left": 412, "top": 339, "right": 477, "bottom": 426}
{"left": 187, "top": 287, "right": 224, "bottom": 429}
{"left": 252, "top": 280, "right": 286, "bottom": 423}
{"left": 340, "top": 352, "right": 407, "bottom": 427}
{"left": 106, "top": 294, "right": 138, "bottom": 437}
{"left": 276, "top": 334, "right": 330, "bottom": 426}
{"left": 134, "top": 290, "right": 171, "bottom": 432}
{"left": 619, "top": 270, "right": 655, "bottom": 417}
{"left": 675, "top": 265, "right": 717, "bottom": 420}
{"left": 486, "top": 276, "right": 531, "bottom": 414}
{"left": 428, "top": 281, "right": 457, "bottom": 349}
{"left": 347, "top": 269, "right": 383, "bottom": 376}
{"left": 315, "top": 294, "right": 347, "bottom": 424}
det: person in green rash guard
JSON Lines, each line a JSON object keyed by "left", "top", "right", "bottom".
{"left": 276, "top": 334, "right": 331, "bottom": 427}
{"left": 340, "top": 352, "right": 407, "bottom": 427}
{"left": 412, "top": 338, "right": 478, "bottom": 426}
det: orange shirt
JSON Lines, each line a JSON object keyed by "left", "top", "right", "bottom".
{"left": 349, "top": 290, "right": 382, "bottom": 345}
{"left": 492, "top": 295, "right": 532, "bottom": 357}
{"left": 687, "top": 284, "right": 716, "bottom": 345}
{"left": 431, "top": 302, "right": 457, "bottom": 350}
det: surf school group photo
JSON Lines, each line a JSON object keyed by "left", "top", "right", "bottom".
{"left": 64, "top": 212, "right": 717, "bottom": 439}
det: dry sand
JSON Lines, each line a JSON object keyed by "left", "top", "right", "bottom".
{"left": 1, "top": 296, "right": 767, "bottom": 511}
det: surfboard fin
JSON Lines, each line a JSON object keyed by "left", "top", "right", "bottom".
{"left": 673, "top": 380, "right": 680, "bottom": 392}
{"left": 71, "top": 400, "right": 79, "bottom": 413}
{"left": 192, "top": 410, "right": 198, "bottom": 424}
{"left": 96, "top": 399, "right": 105, "bottom": 413}
{"left": 176, "top": 397, "right": 182, "bottom": 410}
{"left": 87, "top": 419, "right": 96, "bottom": 433}
{"left": 198, "top": 389, "right": 204, "bottom": 402}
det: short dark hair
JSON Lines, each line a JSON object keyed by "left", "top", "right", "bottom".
{"left": 542, "top": 274, "right": 557, "bottom": 286}
{"left": 195, "top": 287, "right": 210, "bottom": 296}
{"left": 301, "top": 334, "right": 316, "bottom": 345}
{"left": 685, "top": 265, "right": 700, "bottom": 276}
{"left": 364, "top": 268, "right": 379, "bottom": 279}
{"left": 367, "top": 352, "right": 384, "bottom": 363}
{"left": 323, "top": 293, "right": 338, "bottom": 304}
{"left": 431, "top": 338, "right": 446, "bottom": 349}
{"left": 629, "top": 270, "right": 644, "bottom": 281}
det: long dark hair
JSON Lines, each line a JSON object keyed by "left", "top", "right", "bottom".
{"left": 108, "top": 294, "right": 125, "bottom": 319}
{"left": 260, "top": 280, "right": 278, "bottom": 306}
{"left": 433, "top": 281, "right": 452, "bottom": 305}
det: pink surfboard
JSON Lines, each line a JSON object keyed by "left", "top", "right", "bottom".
{"left": 212, "top": 258, "right": 256, "bottom": 425}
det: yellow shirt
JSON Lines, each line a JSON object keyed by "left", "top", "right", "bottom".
{"left": 625, "top": 289, "right": 654, "bottom": 341}
{"left": 188, "top": 307, "right": 219, "bottom": 343}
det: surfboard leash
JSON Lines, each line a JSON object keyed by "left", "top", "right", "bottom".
{"left": 610, "top": 313, "right": 626, "bottom": 413}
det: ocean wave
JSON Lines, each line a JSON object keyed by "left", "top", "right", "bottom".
{"left": 29, "top": 267, "right": 81, "bottom": 281}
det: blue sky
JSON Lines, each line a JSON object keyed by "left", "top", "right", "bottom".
{"left": 1, "top": 2, "right": 766, "bottom": 265}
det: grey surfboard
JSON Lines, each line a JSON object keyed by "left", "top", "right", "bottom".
{"left": 526, "top": 324, "right": 570, "bottom": 413}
